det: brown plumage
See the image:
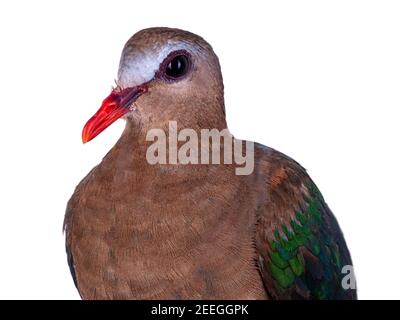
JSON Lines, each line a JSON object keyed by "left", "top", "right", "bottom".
{"left": 64, "top": 27, "right": 356, "bottom": 299}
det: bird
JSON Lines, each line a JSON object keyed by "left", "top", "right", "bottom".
{"left": 64, "top": 27, "right": 357, "bottom": 300}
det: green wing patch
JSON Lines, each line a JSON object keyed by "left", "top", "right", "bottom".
{"left": 267, "top": 182, "right": 347, "bottom": 299}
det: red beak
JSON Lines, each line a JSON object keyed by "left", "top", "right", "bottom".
{"left": 82, "top": 85, "right": 147, "bottom": 143}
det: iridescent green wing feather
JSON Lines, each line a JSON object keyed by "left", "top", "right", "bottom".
{"left": 256, "top": 156, "right": 356, "bottom": 300}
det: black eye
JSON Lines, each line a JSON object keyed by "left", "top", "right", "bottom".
{"left": 165, "top": 55, "right": 189, "bottom": 79}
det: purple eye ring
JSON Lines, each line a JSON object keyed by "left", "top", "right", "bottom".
{"left": 157, "top": 50, "right": 193, "bottom": 82}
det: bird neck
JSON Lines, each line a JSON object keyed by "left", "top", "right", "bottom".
{"left": 107, "top": 118, "right": 233, "bottom": 179}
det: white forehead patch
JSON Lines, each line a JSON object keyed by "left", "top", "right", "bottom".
{"left": 117, "top": 41, "right": 195, "bottom": 88}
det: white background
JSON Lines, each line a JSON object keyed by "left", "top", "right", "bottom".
{"left": 0, "top": 0, "right": 399, "bottom": 299}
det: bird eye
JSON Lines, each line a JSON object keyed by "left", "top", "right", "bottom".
{"left": 165, "top": 54, "right": 190, "bottom": 79}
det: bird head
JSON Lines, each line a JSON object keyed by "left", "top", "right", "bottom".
{"left": 82, "top": 27, "right": 226, "bottom": 143}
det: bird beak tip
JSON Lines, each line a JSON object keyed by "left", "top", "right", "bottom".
{"left": 81, "top": 126, "right": 92, "bottom": 144}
